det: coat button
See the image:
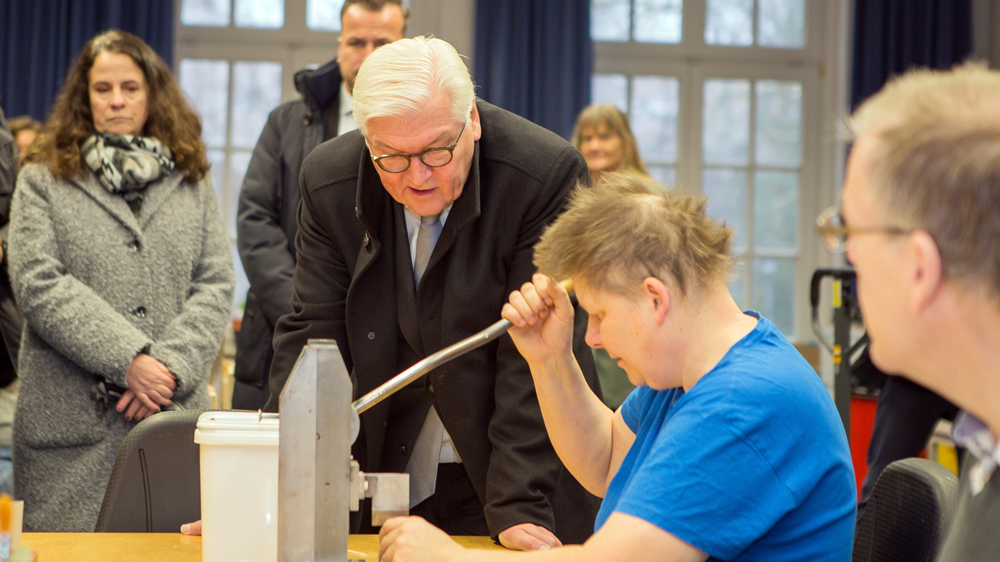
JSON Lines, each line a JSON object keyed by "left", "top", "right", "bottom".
{"left": 367, "top": 332, "right": 375, "bottom": 340}
{"left": 400, "top": 445, "right": 408, "bottom": 456}
{"left": 133, "top": 306, "right": 147, "bottom": 318}
{"left": 427, "top": 382, "right": 435, "bottom": 395}
{"left": 127, "top": 240, "right": 140, "bottom": 250}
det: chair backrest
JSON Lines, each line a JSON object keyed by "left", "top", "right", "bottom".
{"left": 853, "top": 457, "right": 960, "bottom": 562}
{"left": 95, "top": 409, "right": 206, "bottom": 532}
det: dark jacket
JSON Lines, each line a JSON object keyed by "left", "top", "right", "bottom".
{"left": 0, "top": 108, "right": 15, "bottom": 224}
{"left": 234, "top": 61, "right": 344, "bottom": 399}
{"left": 265, "top": 100, "right": 602, "bottom": 543}
{"left": 0, "top": 107, "right": 21, "bottom": 385}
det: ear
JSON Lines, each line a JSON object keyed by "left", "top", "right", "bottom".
{"left": 469, "top": 102, "right": 482, "bottom": 141}
{"left": 908, "top": 230, "right": 944, "bottom": 315}
{"left": 642, "top": 277, "right": 671, "bottom": 326}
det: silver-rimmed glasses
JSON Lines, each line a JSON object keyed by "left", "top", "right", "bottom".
{"left": 816, "top": 206, "right": 912, "bottom": 253}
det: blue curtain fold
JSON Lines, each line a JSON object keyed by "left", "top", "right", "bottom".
{"left": 474, "top": 0, "right": 592, "bottom": 140}
{"left": 851, "top": 0, "right": 972, "bottom": 109}
{"left": 0, "top": 0, "right": 174, "bottom": 122}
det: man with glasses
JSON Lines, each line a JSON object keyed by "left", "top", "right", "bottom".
{"left": 264, "top": 36, "right": 601, "bottom": 549}
{"left": 820, "top": 64, "right": 1000, "bottom": 560}
{"left": 818, "top": 208, "right": 960, "bottom": 523}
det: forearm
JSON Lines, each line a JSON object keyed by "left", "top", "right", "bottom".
{"left": 529, "top": 351, "right": 616, "bottom": 497}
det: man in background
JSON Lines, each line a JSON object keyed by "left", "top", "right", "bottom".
{"left": 830, "top": 63, "right": 1000, "bottom": 560}
{"left": 234, "top": 0, "right": 407, "bottom": 409}
{"left": 7, "top": 116, "right": 40, "bottom": 161}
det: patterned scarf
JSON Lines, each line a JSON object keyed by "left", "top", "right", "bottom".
{"left": 81, "top": 133, "right": 175, "bottom": 201}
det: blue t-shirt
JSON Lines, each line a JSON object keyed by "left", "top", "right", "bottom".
{"left": 595, "top": 313, "right": 855, "bottom": 561}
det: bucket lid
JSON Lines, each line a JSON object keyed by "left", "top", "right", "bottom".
{"left": 195, "top": 411, "right": 280, "bottom": 446}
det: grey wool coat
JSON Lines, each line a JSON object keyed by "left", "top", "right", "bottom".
{"left": 7, "top": 163, "right": 235, "bottom": 532}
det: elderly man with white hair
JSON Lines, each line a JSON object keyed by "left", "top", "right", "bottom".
{"left": 263, "top": 36, "right": 601, "bottom": 549}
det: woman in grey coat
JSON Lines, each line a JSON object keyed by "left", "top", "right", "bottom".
{"left": 8, "top": 30, "right": 234, "bottom": 532}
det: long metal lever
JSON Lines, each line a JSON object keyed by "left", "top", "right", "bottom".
{"left": 351, "top": 278, "right": 574, "bottom": 415}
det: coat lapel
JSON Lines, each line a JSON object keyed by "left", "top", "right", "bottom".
{"left": 138, "top": 171, "right": 185, "bottom": 229}
{"left": 69, "top": 172, "right": 142, "bottom": 237}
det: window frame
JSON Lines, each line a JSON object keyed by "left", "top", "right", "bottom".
{"left": 592, "top": 0, "right": 837, "bottom": 342}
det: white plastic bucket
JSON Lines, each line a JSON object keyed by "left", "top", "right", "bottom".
{"left": 195, "top": 411, "right": 280, "bottom": 562}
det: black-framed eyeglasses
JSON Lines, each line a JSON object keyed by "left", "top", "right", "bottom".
{"left": 816, "top": 206, "right": 913, "bottom": 254}
{"left": 370, "top": 125, "right": 465, "bottom": 173}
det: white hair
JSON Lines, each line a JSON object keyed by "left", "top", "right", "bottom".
{"left": 351, "top": 35, "right": 475, "bottom": 135}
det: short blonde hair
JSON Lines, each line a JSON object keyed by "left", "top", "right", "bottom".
{"left": 533, "top": 173, "right": 733, "bottom": 297}
{"left": 850, "top": 63, "right": 1000, "bottom": 295}
{"left": 351, "top": 36, "right": 474, "bottom": 135}
{"left": 571, "top": 104, "right": 649, "bottom": 177}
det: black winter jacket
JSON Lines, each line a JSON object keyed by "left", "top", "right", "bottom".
{"left": 234, "top": 60, "right": 344, "bottom": 396}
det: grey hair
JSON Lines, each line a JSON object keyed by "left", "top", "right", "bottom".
{"left": 351, "top": 35, "right": 475, "bottom": 135}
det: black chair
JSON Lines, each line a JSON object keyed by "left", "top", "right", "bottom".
{"left": 95, "top": 408, "right": 206, "bottom": 532}
{"left": 853, "top": 457, "right": 960, "bottom": 562}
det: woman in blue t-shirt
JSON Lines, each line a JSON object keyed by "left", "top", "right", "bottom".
{"left": 378, "top": 173, "right": 855, "bottom": 562}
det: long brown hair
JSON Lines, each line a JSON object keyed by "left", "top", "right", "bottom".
{"left": 25, "top": 30, "right": 208, "bottom": 183}
{"left": 571, "top": 104, "right": 649, "bottom": 177}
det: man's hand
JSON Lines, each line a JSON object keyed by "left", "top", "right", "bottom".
{"left": 498, "top": 522, "right": 562, "bottom": 551}
{"left": 501, "top": 273, "right": 576, "bottom": 366}
{"left": 180, "top": 519, "right": 202, "bottom": 535}
{"left": 379, "top": 516, "right": 465, "bottom": 562}
{"left": 123, "top": 353, "right": 177, "bottom": 413}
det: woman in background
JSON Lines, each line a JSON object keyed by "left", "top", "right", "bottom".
{"left": 9, "top": 30, "right": 233, "bottom": 531}
{"left": 571, "top": 104, "right": 652, "bottom": 409}
{"left": 572, "top": 104, "right": 648, "bottom": 184}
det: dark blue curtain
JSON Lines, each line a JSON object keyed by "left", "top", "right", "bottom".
{"left": 851, "top": 0, "right": 972, "bottom": 109}
{"left": 474, "top": 0, "right": 592, "bottom": 140}
{"left": 0, "top": 0, "right": 174, "bottom": 121}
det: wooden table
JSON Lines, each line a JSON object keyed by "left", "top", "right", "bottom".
{"left": 21, "top": 533, "right": 505, "bottom": 561}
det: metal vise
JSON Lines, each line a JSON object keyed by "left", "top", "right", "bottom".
{"left": 277, "top": 340, "right": 408, "bottom": 562}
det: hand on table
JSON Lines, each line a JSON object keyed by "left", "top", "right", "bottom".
{"left": 180, "top": 519, "right": 202, "bottom": 535}
{"left": 379, "top": 516, "right": 465, "bottom": 562}
{"left": 119, "top": 353, "right": 177, "bottom": 418}
{"left": 498, "top": 522, "right": 562, "bottom": 551}
{"left": 501, "top": 273, "right": 576, "bottom": 366}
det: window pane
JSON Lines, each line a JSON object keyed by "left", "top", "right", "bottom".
{"left": 231, "top": 61, "right": 283, "bottom": 148}
{"left": 702, "top": 168, "right": 747, "bottom": 252}
{"left": 181, "top": 0, "right": 230, "bottom": 27}
{"left": 229, "top": 151, "right": 252, "bottom": 237}
{"left": 752, "top": 257, "right": 796, "bottom": 335}
{"left": 631, "top": 75, "right": 679, "bottom": 163}
{"left": 634, "top": 0, "right": 682, "bottom": 44}
{"left": 308, "top": 0, "right": 345, "bottom": 31}
{"left": 728, "top": 258, "right": 746, "bottom": 308}
{"left": 179, "top": 59, "right": 230, "bottom": 147}
{"left": 754, "top": 170, "right": 798, "bottom": 251}
{"left": 649, "top": 166, "right": 675, "bottom": 187}
{"left": 208, "top": 149, "right": 226, "bottom": 212}
{"left": 591, "top": 0, "right": 630, "bottom": 42}
{"left": 755, "top": 80, "right": 802, "bottom": 167}
{"left": 592, "top": 74, "right": 628, "bottom": 112}
{"left": 234, "top": 0, "right": 283, "bottom": 28}
{"left": 705, "top": 0, "right": 753, "bottom": 46}
{"left": 703, "top": 79, "right": 750, "bottom": 165}
{"left": 759, "top": 0, "right": 805, "bottom": 48}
